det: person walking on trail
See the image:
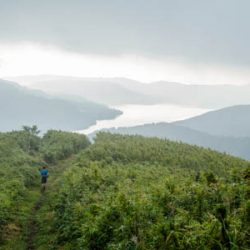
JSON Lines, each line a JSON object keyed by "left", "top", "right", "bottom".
{"left": 39, "top": 166, "right": 49, "bottom": 192}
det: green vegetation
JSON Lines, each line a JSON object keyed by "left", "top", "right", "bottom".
{"left": 0, "top": 130, "right": 39, "bottom": 242}
{"left": 104, "top": 122, "right": 250, "bottom": 160}
{"left": 49, "top": 133, "right": 249, "bottom": 249}
{"left": 41, "top": 130, "right": 90, "bottom": 164}
{"left": 0, "top": 131, "right": 249, "bottom": 249}
{"left": 0, "top": 127, "right": 90, "bottom": 248}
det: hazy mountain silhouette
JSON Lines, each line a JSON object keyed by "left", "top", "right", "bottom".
{"left": 131, "top": 81, "right": 250, "bottom": 109}
{"left": 0, "top": 79, "right": 121, "bottom": 132}
{"left": 175, "top": 105, "right": 250, "bottom": 137}
{"left": 8, "top": 76, "right": 157, "bottom": 105}
{"left": 8, "top": 75, "right": 250, "bottom": 108}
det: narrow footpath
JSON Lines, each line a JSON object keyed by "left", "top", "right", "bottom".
{"left": 26, "top": 194, "right": 45, "bottom": 250}
{"left": 24, "top": 157, "right": 74, "bottom": 250}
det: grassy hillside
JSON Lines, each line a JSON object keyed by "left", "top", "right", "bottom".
{"left": 0, "top": 79, "right": 121, "bottom": 132}
{"left": 99, "top": 122, "right": 250, "bottom": 160}
{"left": 1, "top": 131, "right": 249, "bottom": 249}
{"left": 175, "top": 105, "right": 250, "bottom": 137}
{"left": 0, "top": 128, "right": 90, "bottom": 247}
{"left": 46, "top": 133, "right": 250, "bottom": 249}
{"left": 0, "top": 131, "right": 40, "bottom": 244}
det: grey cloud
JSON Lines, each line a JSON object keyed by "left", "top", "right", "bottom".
{"left": 0, "top": 0, "right": 250, "bottom": 66}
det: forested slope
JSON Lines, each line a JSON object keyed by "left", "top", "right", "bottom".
{"left": 46, "top": 133, "right": 250, "bottom": 250}
{"left": 0, "top": 127, "right": 90, "bottom": 248}
{"left": 1, "top": 131, "right": 249, "bottom": 249}
{"left": 101, "top": 122, "right": 250, "bottom": 160}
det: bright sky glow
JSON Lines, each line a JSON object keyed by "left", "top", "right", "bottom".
{"left": 0, "top": 42, "right": 250, "bottom": 85}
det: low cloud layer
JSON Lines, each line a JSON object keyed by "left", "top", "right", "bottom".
{"left": 0, "top": 0, "right": 250, "bottom": 67}
{"left": 0, "top": 43, "right": 250, "bottom": 85}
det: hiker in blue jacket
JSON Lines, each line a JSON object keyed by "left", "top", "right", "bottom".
{"left": 39, "top": 166, "right": 49, "bottom": 192}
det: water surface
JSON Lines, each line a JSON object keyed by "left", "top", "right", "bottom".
{"left": 80, "top": 104, "right": 211, "bottom": 134}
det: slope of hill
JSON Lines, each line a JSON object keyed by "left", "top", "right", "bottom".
{"left": 45, "top": 133, "right": 249, "bottom": 249}
{"left": 175, "top": 105, "right": 250, "bottom": 137}
{"left": 8, "top": 75, "right": 250, "bottom": 108}
{"left": 0, "top": 128, "right": 90, "bottom": 248}
{"left": 0, "top": 79, "right": 121, "bottom": 132}
{"left": 0, "top": 131, "right": 249, "bottom": 249}
{"left": 92, "top": 122, "right": 250, "bottom": 160}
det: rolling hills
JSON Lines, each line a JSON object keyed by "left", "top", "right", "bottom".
{"left": 46, "top": 133, "right": 250, "bottom": 249}
{"left": 0, "top": 130, "right": 249, "bottom": 249}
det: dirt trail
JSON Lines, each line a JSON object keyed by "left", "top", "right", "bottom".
{"left": 26, "top": 194, "right": 44, "bottom": 250}
{"left": 25, "top": 158, "right": 75, "bottom": 250}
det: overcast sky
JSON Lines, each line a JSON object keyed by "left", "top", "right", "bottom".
{"left": 0, "top": 0, "right": 250, "bottom": 84}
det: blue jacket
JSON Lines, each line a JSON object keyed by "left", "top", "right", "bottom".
{"left": 40, "top": 169, "right": 48, "bottom": 176}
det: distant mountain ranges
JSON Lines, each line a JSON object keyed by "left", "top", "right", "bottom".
{"left": 8, "top": 75, "right": 250, "bottom": 108}
{"left": 0, "top": 79, "right": 121, "bottom": 132}
{"left": 2, "top": 75, "right": 250, "bottom": 160}
{"left": 7, "top": 76, "right": 157, "bottom": 106}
